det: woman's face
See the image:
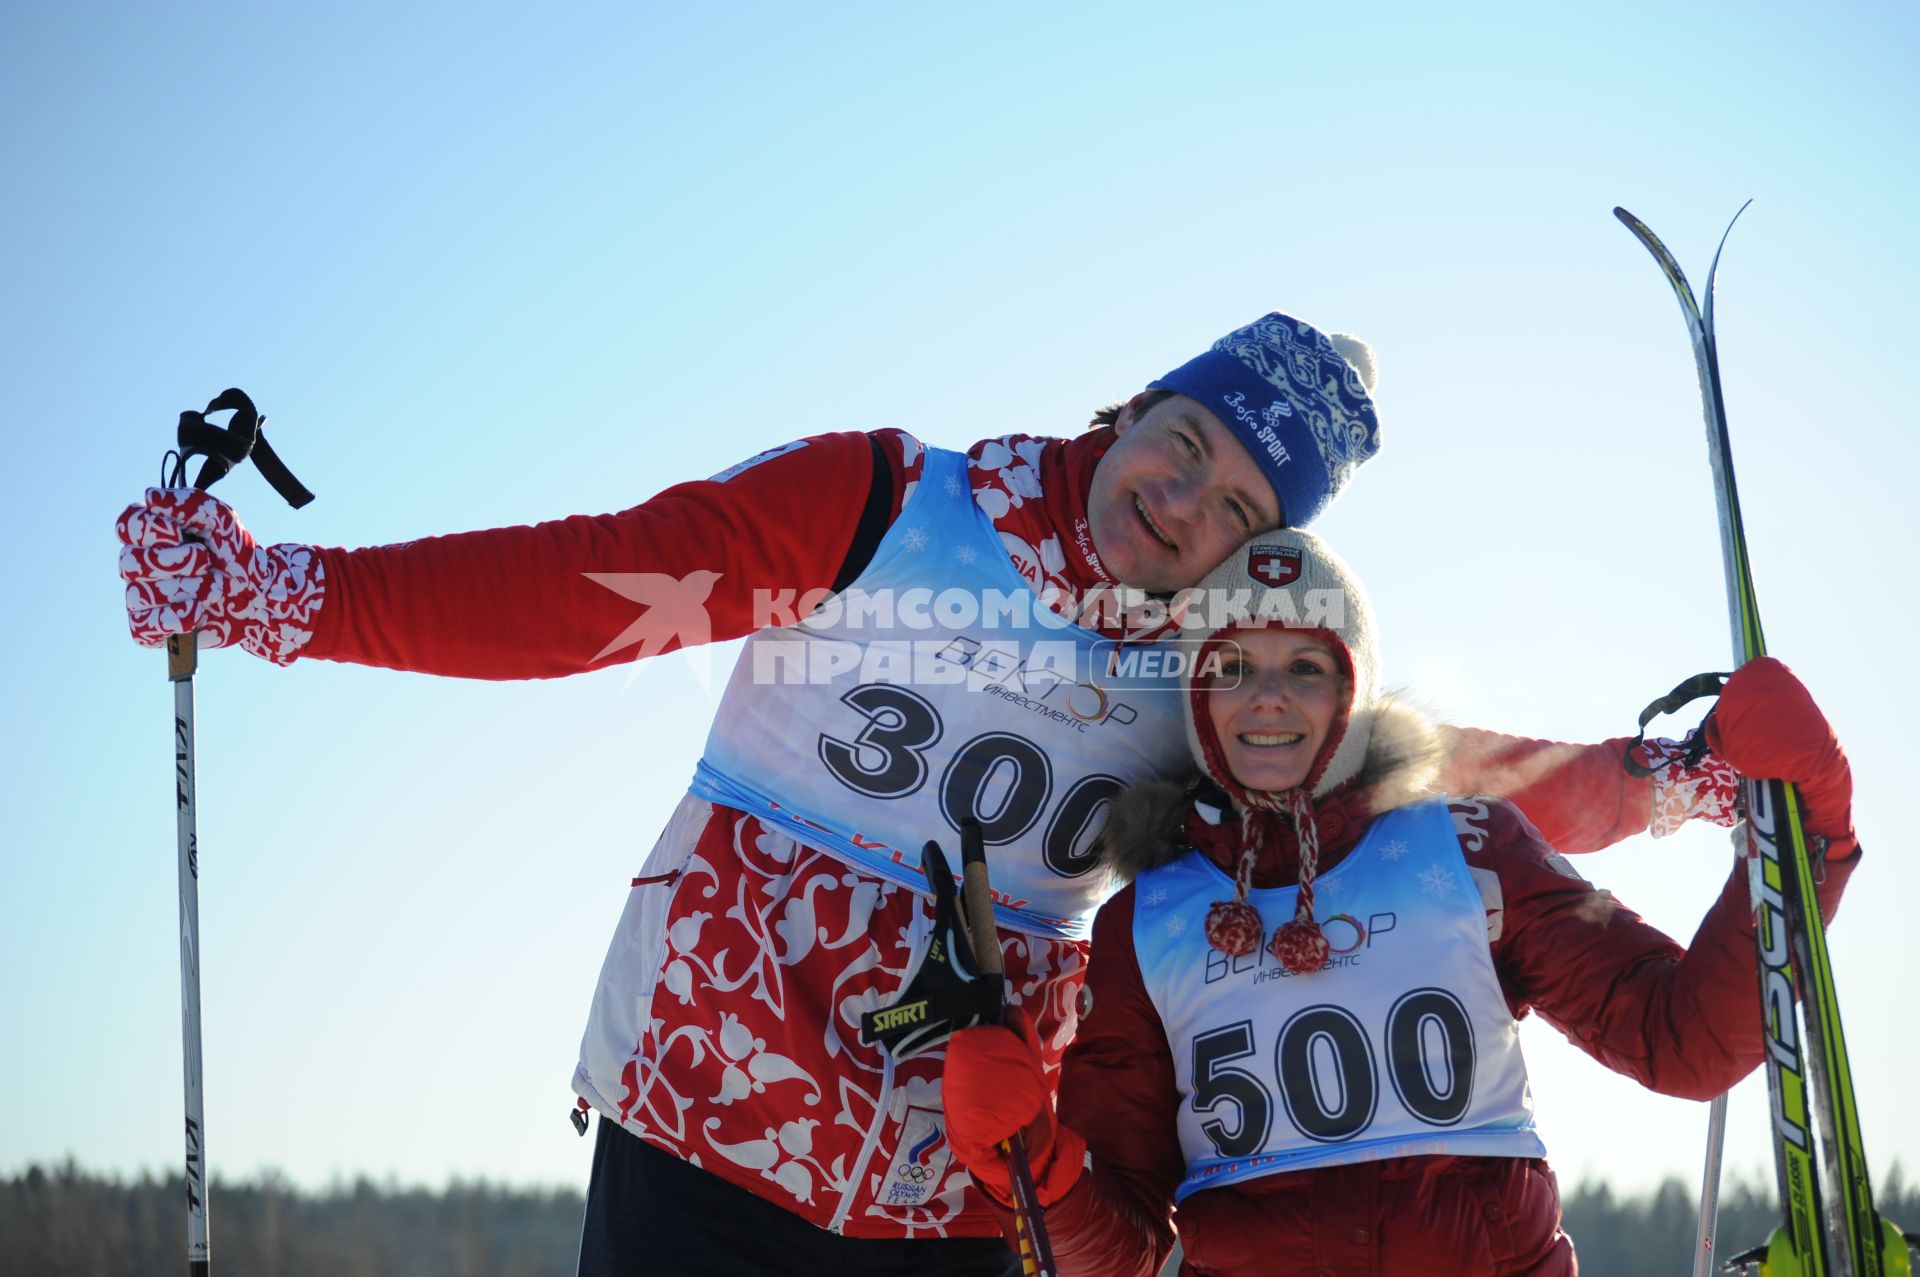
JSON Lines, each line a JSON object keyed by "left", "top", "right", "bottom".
{"left": 1205, "top": 628, "right": 1347, "bottom": 795}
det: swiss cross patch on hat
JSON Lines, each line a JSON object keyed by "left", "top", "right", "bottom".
{"left": 1246, "top": 544, "right": 1303, "bottom": 587}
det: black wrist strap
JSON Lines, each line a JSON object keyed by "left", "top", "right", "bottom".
{"left": 166, "top": 388, "right": 314, "bottom": 508}
{"left": 1623, "top": 671, "right": 1730, "bottom": 777}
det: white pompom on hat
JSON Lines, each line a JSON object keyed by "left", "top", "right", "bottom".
{"left": 1326, "top": 333, "right": 1378, "bottom": 394}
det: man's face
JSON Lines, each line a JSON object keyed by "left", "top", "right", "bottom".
{"left": 1085, "top": 393, "right": 1282, "bottom": 593}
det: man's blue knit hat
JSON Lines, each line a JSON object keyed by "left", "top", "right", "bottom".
{"left": 1149, "top": 313, "right": 1381, "bottom": 528}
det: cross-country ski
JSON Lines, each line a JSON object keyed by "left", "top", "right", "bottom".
{"left": 1615, "top": 205, "right": 1913, "bottom": 1277}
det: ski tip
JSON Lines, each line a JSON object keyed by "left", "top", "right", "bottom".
{"left": 1705, "top": 200, "right": 1756, "bottom": 316}
{"left": 1613, "top": 206, "right": 1682, "bottom": 264}
{"left": 1612, "top": 205, "right": 1665, "bottom": 250}
{"left": 1715, "top": 199, "right": 1755, "bottom": 252}
{"left": 1612, "top": 206, "right": 1661, "bottom": 235}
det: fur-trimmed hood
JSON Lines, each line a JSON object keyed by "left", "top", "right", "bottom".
{"left": 1097, "top": 692, "right": 1443, "bottom": 884}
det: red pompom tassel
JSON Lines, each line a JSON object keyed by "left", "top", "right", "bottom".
{"left": 1205, "top": 900, "right": 1264, "bottom": 956}
{"left": 1269, "top": 918, "right": 1329, "bottom": 974}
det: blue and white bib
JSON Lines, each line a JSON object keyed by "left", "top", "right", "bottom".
{"left": 690, "top": 448, "right": 1191, "bottom": 939}
{"left": 1133, "top": 801, "right": 1545, "bottom": 1200}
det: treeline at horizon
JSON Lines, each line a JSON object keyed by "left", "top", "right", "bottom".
{"left": 6, "top": 1158, "right": 1916, "bottom": 1275}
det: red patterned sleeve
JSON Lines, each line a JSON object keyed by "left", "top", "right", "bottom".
{"left": 303, "top": 430, "right": 918, "bottom": 679}
{"left": 1463, "top": 797, "right": 1857, "bottom": 1100}
{"left": 1020, "top": 887, "right": 1183, "bottom": 1277}
{"left": 1435, "top": 726, "right": 1655, "bottom": 854}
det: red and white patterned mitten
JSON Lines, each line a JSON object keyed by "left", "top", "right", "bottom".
{"left": 1643, "top": 733, "right": 1741, "bottom": 839}
{"left": 117, "top": 487, "right": 326, "bottom": 665}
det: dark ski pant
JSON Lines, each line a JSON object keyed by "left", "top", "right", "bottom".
{"left": 577, "top": 1117, "right": 1025, "bottom": 1277}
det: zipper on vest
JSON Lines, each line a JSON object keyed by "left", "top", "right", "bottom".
{"left": 824, "top": 900, "right": 931, "bottom": 1234}
{"left": 826, "top": 1047, "right": 896, "bottom": 1235}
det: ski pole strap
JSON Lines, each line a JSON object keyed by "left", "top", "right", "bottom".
{"left": 859, "top": 838, "right": 1002, "bottom": 1059}
{"left": 167, "top": 388, "right": 315, "bottom": 508}
{"left": 1622, "top": 671, "right": 1729, "bottom": 777}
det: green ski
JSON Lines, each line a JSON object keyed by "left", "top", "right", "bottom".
{"left": 1615, "top": 204, "right": 1907, "bottom": 1277}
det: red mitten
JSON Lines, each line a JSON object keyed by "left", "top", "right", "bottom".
{"left": 1706, "top": 657, "right": 1857, "bottom": 859}
{"left": 118, "top": 488, "right": 326, "bottom": 665}
{"left": 942, "top": 1009, "right": 1087, "bottom": 1208}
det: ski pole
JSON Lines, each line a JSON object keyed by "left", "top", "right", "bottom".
{"left": 169, "top": 625, "right": 209, "bottom": 1277}
{"left": 956, "top": 821, "right": 1059, "bottom": 1277}
{"left": 156, "top": 390, "right": 312, "bottom": 1276}
{"left": 1620, "top": 670, "right": 1741, "bottom": 1274}
{"left": 1692, "top": 1079, "right": 1727, "bottom": 1277}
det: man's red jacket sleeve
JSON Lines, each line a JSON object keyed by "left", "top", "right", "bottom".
{"left": 1437, "top": 725, "right": 1654, "bottom": 855}
{"left": 303, "top": 430, "right": 898, "bottom": 679}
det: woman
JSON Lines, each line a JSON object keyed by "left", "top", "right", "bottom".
{"left": 941, "top": 529, "right": 1858, "bottom": 1274}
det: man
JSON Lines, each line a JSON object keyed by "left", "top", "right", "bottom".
{"left": 119, "top": 314, "right": 1732, "bottom": 1274}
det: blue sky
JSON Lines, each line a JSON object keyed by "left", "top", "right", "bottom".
{"left": 3, "top": 0, "right": 1915, "bottom": 1213}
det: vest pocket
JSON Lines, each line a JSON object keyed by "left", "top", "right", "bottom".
{"left": 577, "top": 795, "right": 709, "bottom": 1114}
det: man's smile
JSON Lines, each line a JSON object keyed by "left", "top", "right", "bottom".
{"left": 1134, "top": 495, "right": 1178, "bottom": 552}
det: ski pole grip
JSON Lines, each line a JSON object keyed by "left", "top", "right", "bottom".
{"left": 958, "top": 820, "right": 1003, "bottom": 981}
{"left": 158, "top": 388, "right": 314, "bottom": 686}
{"left": 167, "top": 633, "right": 199, "bottom": 683}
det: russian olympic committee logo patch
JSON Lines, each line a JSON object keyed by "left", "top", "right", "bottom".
{"left": 879, "top": 1106, "right": 953, "bottom": 1206}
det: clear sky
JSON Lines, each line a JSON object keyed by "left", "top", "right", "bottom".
{"left": 3, "top": 0, "right": 1915, "bottom": 1216}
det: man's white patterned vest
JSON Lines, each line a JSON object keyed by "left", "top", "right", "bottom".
{"left": 692, "top": 447, "right": 1191, "bottom": 938}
